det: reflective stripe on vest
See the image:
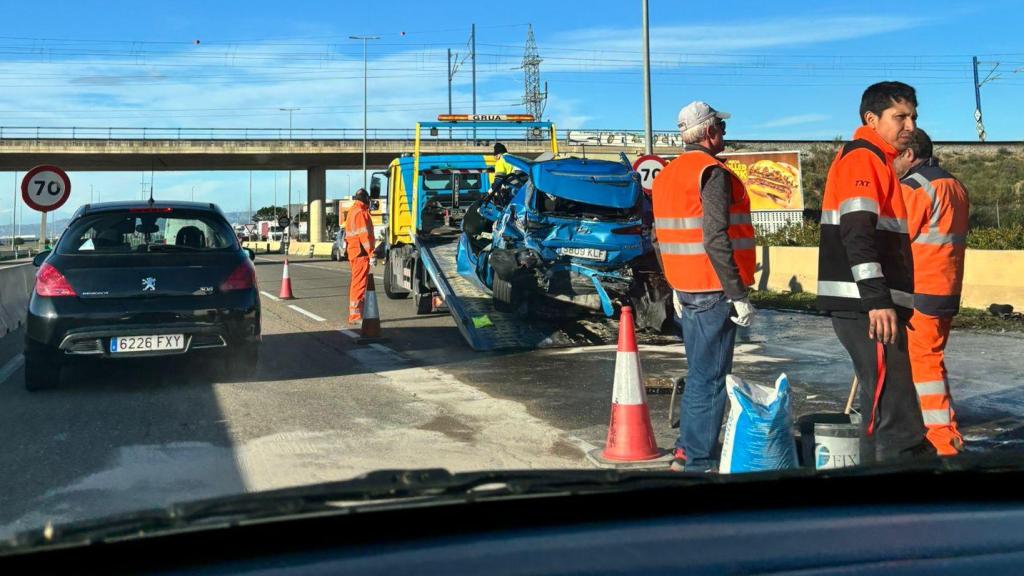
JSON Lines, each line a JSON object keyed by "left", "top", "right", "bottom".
{"left": 817, "top": 281, "right": 914, "bottom": 308}
{"left": 905, "top": 173, "right": 942, "bottom": 230}
{"left": 902, "top": 170, "right": 969, "bottom": 315}
{"left": 655, "top": 213, "right": 752, "bottom": 231}
{"left": 851, "top": 262, "right": 883, "bottom": 281}
{"left": 913, "top": 231, "right": 966, "bottom": 246}
{"left": 652, "top": 151, "right": 756, "bottom": 292}
{"left": 821, "top": 208, "right": 906, "bottom": 233}
{"left": 660, "top": 236, "right": 756, "bottom": 255}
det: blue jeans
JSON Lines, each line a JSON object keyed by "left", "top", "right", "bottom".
{"left": 676, "top": 290, "right": 737, "bottom": 469}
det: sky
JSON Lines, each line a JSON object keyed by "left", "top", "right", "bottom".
{"left": 1, "top": 0, "right": 1022, "bottom": 229}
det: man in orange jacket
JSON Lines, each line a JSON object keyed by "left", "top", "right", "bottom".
{"left": 817, "top": 81, "right": 932, "bottom": 463}
{"left": 893, "top": 128, "right": 970, "bottom": 455}
{"left": 345, "top": 188, "right": 376, "bottom": 325}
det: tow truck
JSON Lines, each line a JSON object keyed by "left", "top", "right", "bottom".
{"left": 378, "top": 115, "right": 567, "bottom": 351}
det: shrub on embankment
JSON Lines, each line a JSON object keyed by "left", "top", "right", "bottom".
{"left": 757, "top": 220, "right": 1024, "bottom": 250}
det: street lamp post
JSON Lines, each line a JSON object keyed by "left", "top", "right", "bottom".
{"left": 641, "top": 0, "right": 654, "bottom": 155}
{"left": 280, "top": 107, "right": 300, "bottom": 227}
{"left": 11, "top": 172, "right": 16, "bottom": 257}
{"left": 350, "top": 35, "right": 379, "bottom": 190}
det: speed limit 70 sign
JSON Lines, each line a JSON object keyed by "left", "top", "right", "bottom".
{"left": 21, "top": 165, "right": 71, "bottom": 213}
{"left": 632, "top": 154, "right": 667, "bottom": 194}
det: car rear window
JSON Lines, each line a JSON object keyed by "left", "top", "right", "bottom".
{"left": 57, "top": 210, "right": 237, "bottom": 255}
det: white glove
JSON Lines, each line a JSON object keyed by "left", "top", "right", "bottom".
{"left": 672, "top": 292, "right": 684, "bottom": 318}
{"left": 730, "top": 297, "right": 756, "bottom": 327}
{"left": 369, "top": 257, "right": 377, "bottom": 267}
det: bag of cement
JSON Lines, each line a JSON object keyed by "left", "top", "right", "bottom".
{"left": 720, "top": 373, "right": 799, "bottom": 474}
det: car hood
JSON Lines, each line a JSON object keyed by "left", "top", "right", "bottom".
{"left": 528, "top": 158, "right": 640, "bottom": 210}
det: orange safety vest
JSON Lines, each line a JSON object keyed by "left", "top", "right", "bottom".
{"left": 652, "top": 150, "right": 756, "bottom": 292}
{"left": 344, "top": 201, "right": 375, "bottom": 258}
{"left": 817, "top": 126, "right": 914, "bottom": 314}
{"left": 901, "top": 159, "right": 970, "bottom": 317}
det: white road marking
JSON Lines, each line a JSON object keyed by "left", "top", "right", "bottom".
{"left": 259, "top": 291, "right": 281, "bottom": 302}
{"left": 293, "top": 263, "right": 339, "bottom": 272}
{"left": 288, "top": 305, "right": 326, "bottom": 322}
{"left": 340, "top": 329, "right": 360, "bottom": 340}
{"left": 0, "top": 354, "right": 24, "bottom": 385}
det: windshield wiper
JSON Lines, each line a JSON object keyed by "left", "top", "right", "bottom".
{"left": 0, "top": 468, "right": 712, "bottom": 551}
{"left": 7, "top": 456, "right": 1018, "bottom": 552}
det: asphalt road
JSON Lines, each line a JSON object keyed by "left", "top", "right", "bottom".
{"left": 0, "top": 253, "right": 1021, "bottom": 536}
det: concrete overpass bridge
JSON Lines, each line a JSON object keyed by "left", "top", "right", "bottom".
{"left": 1, "top": 126, "right": 1016, "bottom": 241}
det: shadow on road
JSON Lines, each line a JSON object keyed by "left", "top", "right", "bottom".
{"left": 0, "top": 347, "right": 247, "bottom": 537}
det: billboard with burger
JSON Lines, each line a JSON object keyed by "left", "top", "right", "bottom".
{"left": 721, "top": 151, "right": 804, "bottom": 211}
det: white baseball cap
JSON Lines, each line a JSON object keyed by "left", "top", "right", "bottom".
{"left": 677, "top": 101, "right": 730, "bottom": 131}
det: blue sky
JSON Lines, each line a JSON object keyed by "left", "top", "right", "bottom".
{"left": 2, "top": 0, "right": 1022, "bottom": 227}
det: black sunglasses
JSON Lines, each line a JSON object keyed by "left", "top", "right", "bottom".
{"left": 716, "top": 120, "right": 727, "bottom": 134}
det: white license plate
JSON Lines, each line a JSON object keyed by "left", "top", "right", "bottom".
{"left": 110, "top": 334, "right": 185, "bottom": 354}
{"left": 558, "top": 247, "right": 607, "bottom": 261}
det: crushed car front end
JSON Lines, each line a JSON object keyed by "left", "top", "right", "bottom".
{"left": 459, "top": 156, "right": 672, "bottom": 329}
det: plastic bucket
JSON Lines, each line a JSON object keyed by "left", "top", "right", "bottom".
{"left": 797, "top": 413, "right": 861, "bottom": 470}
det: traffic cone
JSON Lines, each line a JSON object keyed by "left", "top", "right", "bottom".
{"left": 600, "top": 306, "right": 661, "bottom": 462}
{"left": 279, "top": 258, "right": 295, "bottom": 300}
{"left": 357, "top": 275, "right": 386, "bottom": 344}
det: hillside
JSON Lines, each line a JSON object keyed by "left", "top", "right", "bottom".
{"left": 796, "top": 142, "right": 1024, "bottom": 228}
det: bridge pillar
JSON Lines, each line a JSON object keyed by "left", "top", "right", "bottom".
{"left": 307, "top": 166, "right": 327, "bottom": 243}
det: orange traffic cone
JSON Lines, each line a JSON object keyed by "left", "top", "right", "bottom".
{"left": 279, "top": 258, "right": 295, "bottom": 300}
{"left": 600, "top": 306, "right": 661, "bottom": 462}
{"left": 357, "top": 275, "right": 386, "bottom": 344}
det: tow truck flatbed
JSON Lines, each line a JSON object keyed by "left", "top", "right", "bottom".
{"left": 414, "top": 235, "right": 570, "bottom": 351}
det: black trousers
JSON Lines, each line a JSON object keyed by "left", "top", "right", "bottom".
{"left": 832, "top": 313, "right": 931, "bottom": 463}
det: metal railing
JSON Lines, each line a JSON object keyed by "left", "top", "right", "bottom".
{"left": 0, "top": 125, "right": 685, "bottom": 146}
{"left": 0, "top": 127, "right": 1015, "bottom": 148}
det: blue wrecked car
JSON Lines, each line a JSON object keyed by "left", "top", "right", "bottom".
{"left": 457, "top": 155, "right": 672, "bottom": 331}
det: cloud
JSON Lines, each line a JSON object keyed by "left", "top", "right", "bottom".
{"left": 555, "top": 15, "right": 930, "bottom": 56}
{"left": 755, "top": 114, "right": 830, "bottom": 129}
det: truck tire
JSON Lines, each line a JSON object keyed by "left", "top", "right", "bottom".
{"left": 384, "top": 250, "right": 410, "bottom": 300}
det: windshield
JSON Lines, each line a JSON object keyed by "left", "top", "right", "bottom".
{"left": 57, "top": 211, "right": 237, "bottom": 254}
{"left": 1, "top": 0, "right": 1023, "bottom": 559}
{"left": 422, "top": 172, "right": 483, "bottom": 192}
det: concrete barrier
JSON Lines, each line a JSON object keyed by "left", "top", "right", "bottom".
{"left": 285, "top": 242, "right": 333, "bottom": 258}
{"left": 312, "top": 242, "right": 334, "bottom": 258}
{"left": 755, "top": 246, "right": 1024, "bottom": 310}
{"left": 0, "top": 262, "right": 35, "bottom": 361}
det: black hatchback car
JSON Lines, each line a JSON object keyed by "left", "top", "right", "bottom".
{"left": 24, "top": 201, "right": 261, "bottom": 390}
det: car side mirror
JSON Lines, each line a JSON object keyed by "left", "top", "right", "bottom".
{"left": 32, "top": 250, "right": 51, "bottom": 267}
{"left": 245, "top": 248, "right": 256, "bottom": 261}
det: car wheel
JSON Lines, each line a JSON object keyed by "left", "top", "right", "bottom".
{"left": 24, "top": 350, "right": 61, "bottom": 391}
{"left": 493, "top": 274, "right": 530, "bottom": 316}
{"left": 383, "top": 251, "right": 410, "bottom": 300}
